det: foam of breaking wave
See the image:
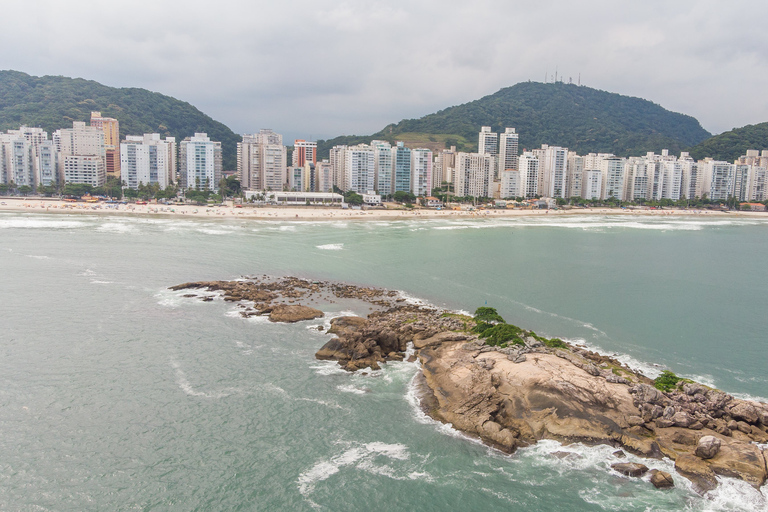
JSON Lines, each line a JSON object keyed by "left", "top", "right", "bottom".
{"left": 170, "top": 358, "right": 241, "bottom": 399}
{"left": 316, "top": 243, "right": 344, "bottom": 250}
{"left": 337, "top": 384, "right": 369, "bottom": 395}
{"left": 96, "top": 222, "right": 138, "bottom": 234}
{"left": 394, "top": 290, "right": 439, "bottom": 309}
{"left": 732, "top": 392, "right": 768, "bottom": 404}
{"left": 297, "top": 441, "right": 415, "bottom": 496}
{"left": 566, "top": 338, "right": 667, "bottom": 379}
{"left": 310, "top": 360, "right": 349, "bottom": 376}
{"left": 196, "top": 227, "right": 239, "bottom": 235}
{"left": 0, "top": 218, "right": 87, "bottom": 230}
{"left": 25, "top": 254, "right": 50, "bottom": 260}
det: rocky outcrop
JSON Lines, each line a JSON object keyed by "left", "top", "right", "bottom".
{"left": 268, "top": 305, "right": 324, "bottom": 323}
{"left": 175, "top": 276, "right": 768, "bottom": 494}
{"left": 649, "top": 469, "right": 675, "bottom": 489}
{"left": 611, "top": 462, "right": 649, "bottom": 477}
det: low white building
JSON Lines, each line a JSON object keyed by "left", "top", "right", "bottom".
{"left": 245, "top": 190, "right": 344, "bottom": 205}
{"left": 362, "top": 191, "right": 381, "bottom": 206}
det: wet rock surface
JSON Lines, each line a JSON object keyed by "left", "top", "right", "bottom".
{"left": 172, "top": 276, "right": 768, "bottom": 494}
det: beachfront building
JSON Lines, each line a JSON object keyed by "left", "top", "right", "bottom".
{"left": 582, "top": 169, "right": 602, "bottom": 200}
{"left": 498, "top": 128, "right": 519, "bottom": 172}
{"left": 58, "top": 121, "right": 107, "bottom": 187}
{"left": 179, "top": 133, "right": 222, "bottom": 192}
{"left": 245, "top": 190, "right": 344, "bottom": 205}
{"left": 624, "top": 157, "right": 649, "bottom": 201}
{"left": 535, "top": 145, "right": 568, "bottom": 198}
{"left": 238, "top": 129, "right": 286, "bottom": 191}
{"left": 566, "top": 152, "right": 584, "bottom": 198}
{"left": 0, "top": 133, "right": 36, "bottom": 188}
{"left": 499, "top": 169, "right": 521, "bottom": 198}
{"left": 454, "top": 152, "right": 493, "bottom": 198}
{"left": 700, "top": 160, "right": 735, "bottom": 201}
{"left": 518, "top": 152, "right": 540, "bottom": 198}
{"left": 601, "top": 156, "right": 626, "bottom": 200}
{"left": 292, "top": 139, "right": 316, "bottom": 168}
{"left": 120, "top": 134, "right": 176, "bottom": 190}
{"left": 343, "top": 145, "right": 375, "bottom": 194}
{"left": 371, "top": 140, "right": 393, "bottom": 197}
{"left": 411, "top": 148, "right": 433, "bottom": 197}
{"left": 90, "top": 111, "right": 120, "bottom": 178}
{"left": 329, "top": 145, "right": 347, "bottom": 190}
{"left": 679, "top": 152, "right": 702, "bottom": 200}
{"left": 288, "top": 166, "right": 304, "bottom": 191}
{"left": 315, "top": 160, "right": 333, "bottom": 193}
{"left": 434, "top": 146, "right": 456, "bottom": 185}
{"left": 392, "top": 142, "right": 411, "bottom": 193}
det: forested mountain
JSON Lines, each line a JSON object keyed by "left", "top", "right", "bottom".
{"left": 318, "top": 82, "right": 712, "bottom": 158}
{"left": 0, "top": 70, "right": 239, "bottom": 169}
{"left": 687, "top": 122, "right": 768, "bottom": 162}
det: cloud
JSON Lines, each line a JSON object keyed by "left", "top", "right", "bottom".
{"left": 1, "top": 0, "right": 767, "bottom": 141}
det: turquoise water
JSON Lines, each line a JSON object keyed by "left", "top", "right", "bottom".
{"left": 0, "top": 213, "right": 766, "bottom": 511}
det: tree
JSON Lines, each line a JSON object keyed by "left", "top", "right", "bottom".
{"left": 18, "top": 185, "right": 32, "bottom": 196}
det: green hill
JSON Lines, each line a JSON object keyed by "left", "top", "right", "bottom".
{"left": 318, "top": 82, "right": 711, "bottom": 158}
{"left": 0, "top": 70, "right": 239, "bottom": 169}
{"left": 687, "top": 123, "right": 768, "bottom": 162}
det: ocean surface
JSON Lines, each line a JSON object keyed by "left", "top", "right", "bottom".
{"left": 0, "top": 212, "right": 766, "bottom": 511}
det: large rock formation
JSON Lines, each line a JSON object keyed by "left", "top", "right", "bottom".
{"left": 173, "top": 276, "right": 768, "bottom": 494}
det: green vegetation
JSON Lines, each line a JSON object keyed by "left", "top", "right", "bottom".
{"left": 318, "top": 82, "right": 711, "bottom": 159}
{"left": 471, "top": 306, "right": 568, "bottom": 349}
{"left": 473, "top": 307, "right": 505, "bottom": 324}
{"left": 0, "top": 70, "right": 240, "bottom": 169}
{"left": 479, "top": 324, "right": 525, "bottom": 347}
{"left": 688, "top": 122, "right": 768, "bottom": 162}
{"left": 653, "top": 370, "right": 692, "bottom": 392}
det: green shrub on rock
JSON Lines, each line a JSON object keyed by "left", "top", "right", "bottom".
{"left": 654, "top": 370, "right": 683, "bottom": 392}
{"left": 480, "top": 324, "right": 524, "bottom": 347}
{"left": 473, "top": 307, "right": 505, "bottom": 324}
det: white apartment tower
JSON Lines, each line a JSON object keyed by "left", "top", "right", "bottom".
{"left": 237, "top": 129, "right": 287, "bottom": 191}
{"left": 371, "top": 140, "right": 394, "bottom": 197}
{"left": 120, "top": 134, "right": 177, "bottom": 190}
{"left": 344, "top": 145, "right": 375, "bottom": 194}
{"left": 498, "top": 128, "right": 519, "bottom": 172}
{"left": 536, "top": 145, "right": 568, "bottom": 198}
{"left": 454, "top": 152, "right": 493, "bottom": 198}
{"left": 179, "top": 133, "right": 222, "bottom": 191}
{"left": 58, "top": 121, "right": 107, "bottom": 187}
{"left": 518, "top": 152, "right": 540, "bottom": 198}
{"left": 582, "top": 170, "right": 602, "bottom": 200}
{"left": 411, "top": 148, "right": 433, "bottom": 196}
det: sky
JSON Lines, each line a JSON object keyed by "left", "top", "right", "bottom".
{"left": 3, "top": 0, "right": 767, "bottom": 143}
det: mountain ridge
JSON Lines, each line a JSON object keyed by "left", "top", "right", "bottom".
{"left": 0, "top": 70, "right": 239, "bottom": 169}
{"left": 318, "top": 82, "right": 713, "bottom": 159}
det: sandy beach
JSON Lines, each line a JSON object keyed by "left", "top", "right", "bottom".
{"left": 0, "top": 197, "right": 763, "bottom": 221}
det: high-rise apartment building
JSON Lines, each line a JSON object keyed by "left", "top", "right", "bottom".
{"left": 237, "top": 129, "right": 287, "bottom": 191}
{"left": 411, "top": 148, "right": 433, "bottom": 196}
{"left": 120, "top": 134, "right": 177, "bottom": 189}
{"left": 292, "top": 140, "right": 317, "bottom": 167}
{"left": 316, "top": 160, "right": 333, "bottom": 193}
{"left": 371, "top": 141, "right": 393, "bottom": 197}
{"left": 535, "top": 145, "right": 568, "bottom": 198}
{"left": 392, "top": 142, "right": 411, "bottom": 193}
{"left": 343, "top": 144, "right": 375, "bottom": 194}
{"left": 58, "top": 121, "right": 107, "bottom": 187}
{"left": 179, "top": 133, "right": 222, "bottom": 191}
{"left": 434, "top": 146, "right": 456, "bottom": 185}
{"left": 582, "top": 170, "right": 602, "bottom": 199}
{"left": 454, "top": 152, "right": 493, "bottom": 198}
{"left": 518, "top": 152, "right": 540, "bottom": 198}
{"left": 566, "top": 152, "right": 584, "bottom": 198}
{"left": 498, "top": 128, "right": 519, "bottom": 172}
{"left": 90, "top": 111, "right": 120, "bottom": 178}
{"left": 0, "top": 133, "right": 36, "bottom": 188}
{"left": 601, "top": 156, "right": 626, "bottom": 200}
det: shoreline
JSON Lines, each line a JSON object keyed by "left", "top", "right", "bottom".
{"left": 1, "top": 197, "right": 765, "bottom": 222}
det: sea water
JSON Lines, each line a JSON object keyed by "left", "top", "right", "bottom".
{"left": 0, "top": 212, "right": 766, "bottom": 511}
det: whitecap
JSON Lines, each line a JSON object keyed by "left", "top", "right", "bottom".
{"left": 316, "top": 243, "right": 344, "bottom": 250}
{"left": 0, "top": 218, "right": 87, "bottom": 230}
{"left": 337, "top": 384, "right": 369, "bottom": 395}
{"left": 25, "top": 254, "right": 50, "bottom": 260}
{"left": 96, "top": 222, "right": 137, "bottom": 234}
{"left": 170, "top": 358, "right": 240, "bottom": 399}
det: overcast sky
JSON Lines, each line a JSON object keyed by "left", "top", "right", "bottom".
{"left": 3, "top": 0, "right": 767, "bottom": 143}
